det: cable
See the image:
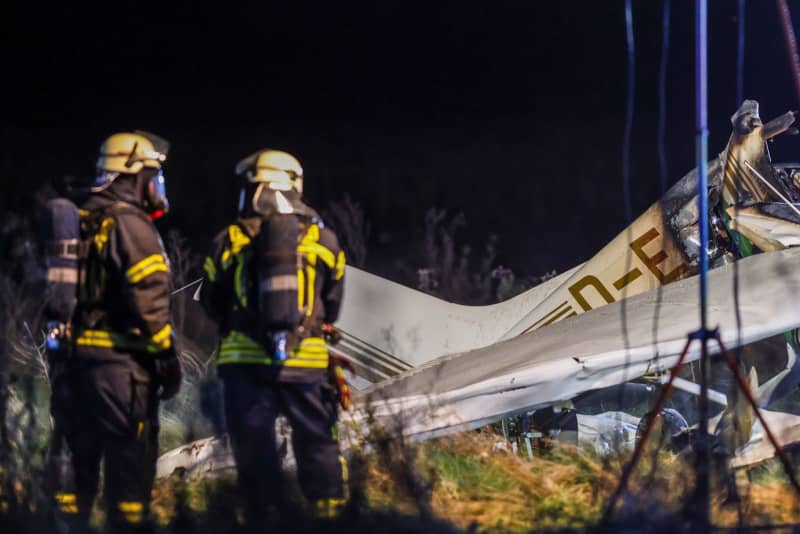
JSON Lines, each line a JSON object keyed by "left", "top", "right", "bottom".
{"left": 622, "top": 0, "right": 635, "bottom": 224}
{"left": 730, "top": 5, "right": 747, "bottom": 521}
{"left": 648, "top": 0, "right": 673, "bottom": 491}
{"left": 777, "top": 0, "right": 800, "bottom": 106}
{"left": 652, "top": 0, "right": 672, "bottom": 352}
{"left": 657, "top": 0, "right": 672, "bottom": 193}
{"left": 617, "top": 0, "right": 636, "bottom": 448}
{"left": 736, "top": 0, "right": 745, "bottom": 105}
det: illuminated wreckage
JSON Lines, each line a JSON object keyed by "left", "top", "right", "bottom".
{"left": 158, "top": 101, "right": 800, "bottom": 478}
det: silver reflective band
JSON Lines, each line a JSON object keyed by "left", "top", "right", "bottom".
{"left": 261, "top": 275, "right": 298, "bottom": 292}
{"left": 47, "top": 267, "right": 78, "bottom": 284}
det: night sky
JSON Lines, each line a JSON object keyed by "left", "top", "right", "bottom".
{"left": 3, "top": 1, "right": 800, "bottom": 282}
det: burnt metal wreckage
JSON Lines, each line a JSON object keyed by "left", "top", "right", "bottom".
{"left": 159, "top": 101, "right": 800, "bottom": 504}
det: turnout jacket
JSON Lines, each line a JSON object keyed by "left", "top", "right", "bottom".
{"left": 202, "top": 215, "right": 345, "bottom": 380}
{"left": 72, "top": 192, "right": 173, "bottom": 360}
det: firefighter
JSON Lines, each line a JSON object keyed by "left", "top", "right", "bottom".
{"left": 48, "top": 131, "right": 182, "bottom": 533}
{"left": 201, "top": 149, "right": 348, "bottom": 525}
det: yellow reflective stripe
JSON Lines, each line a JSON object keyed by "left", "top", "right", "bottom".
{"left": 220, "top": 343, "right": 264, "bottom": 352}
{"left": 298, "top": 243, "right": 336, "bottom": 268}
{"left": 305, "top": 223, "right": 320, "bottom": 242}
{"left": 284, "top": 359, "right": 328, "bottom": 368}
{"left": 127, "top": 254, "right": 165, "bottom": 276}
{"left": 297, "top": 267, "right": 305, "bottom": 312}
{"left": 151, "top": 324, "right": 172, "bottom": 350}
{"left": 131, "top": 262, "right": 168, "bottom": 283}
{"left": 234, "top": 257, "right": 247, "bottom": 307}
{"left": 55, "top": 493, "right": 77, "bottom": 504}
{"left": 76, "top": 330, "right": 114, "bottom": 348}
{"left": 220, "top": 331, "right": 268, "bottom": 362}
{"left": 221, "top": 224, "right": 252, "bottom": 268}
{"left": 58, "top": 505, "right": 79, "bottom": 514}
{"left": 118, "top": 501, "right": 144, "bottom": 524}
{"left": 55, "top": 492, "right": 79, "bottom": 513}
{"left": 335, "top": 251, "right": 346, "bottom": 281}
{"left": 203, "top": 256, "right": 217, "bottom": 282}
{"left": 305, "top": 263, "right": 316, "bottom": 317}
{"left": 286, "top": 336, "right": 329, "bottom": 367}
{"left": 218, "top": 357, "right": 274, "bottom": 365}
{"left": 118, "top": 502, "right": 143, "bottom": 512}
{"left": 94, "top": 217, "right": 115, "bottom": 253}
{"left": 313, "top": 497, "right": 347, "bottom": 519}
{"left": 76, "top": 329, "right": 164, "bottom": 353}
{"left": 228, "top": 224, "right": 251, "bottom": 254}
{"left": 218, "top": 333, "right": 330, "bottom": 368}
{"left": 126, "top": 254, "right": 169, "bottom": 284}
{"left": 298, "top": 223, "right": 336, "bottom": 268}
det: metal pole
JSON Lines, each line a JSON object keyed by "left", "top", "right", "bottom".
{"left": 776, "top": 0, "right": 800, "bottom": 106}
{"left": 694, "top": 0, "right": 711, "bottom": 527}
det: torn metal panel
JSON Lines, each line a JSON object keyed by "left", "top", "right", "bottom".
{"left": 726, "top": 205, "right": 800, "bottom": 251}
{"left": 729, "top": 410, "right": 800, "bottom": 469}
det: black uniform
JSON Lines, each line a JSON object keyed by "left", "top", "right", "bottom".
{"left": 202, "top": 213, "right": 347, "bottom": 521}
{"left": 50, "top": 186, "right": 173, "bottom": 532}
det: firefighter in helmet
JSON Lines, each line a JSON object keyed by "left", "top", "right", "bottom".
{"left": 49, "top": 131, "right": 181, "bottom": 532}
{"left": 201, "top": 149, "right": 349, "bottom": 525}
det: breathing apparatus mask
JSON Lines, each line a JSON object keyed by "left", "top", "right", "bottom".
{"left": 142, "top": 168, "right": 170, "bottom": 220}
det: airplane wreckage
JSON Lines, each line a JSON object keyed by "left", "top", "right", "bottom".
{"left": 158, "top": 100, "right": 800, "bottom": 479}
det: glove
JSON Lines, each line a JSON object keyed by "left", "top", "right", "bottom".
{"left": 154, "top": 348, "right": 182, "bottom": 400}
{"left": 322, "top": 323, "right": 342, "bottom": 345}
{"left": 332, "top": 365, "right": 351, "bottom": 411}
{"left": 330, "top": 354, "right": 355, "bottom": 411}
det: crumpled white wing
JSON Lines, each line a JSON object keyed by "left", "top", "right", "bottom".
{"left": 357, "top": 248, "right": 800, "bottom": 439}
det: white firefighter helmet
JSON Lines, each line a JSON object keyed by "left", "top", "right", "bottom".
{"left": 235, "top": 149, "right": 304, "bottom": 193}
{"left": 93, "top": 131, "right": 169, "bottom": 191}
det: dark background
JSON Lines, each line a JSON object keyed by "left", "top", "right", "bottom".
{"left": 3, "top": 1, "right": 800, "bottom": 281}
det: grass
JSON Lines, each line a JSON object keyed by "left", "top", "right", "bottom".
{"left": 355, "top": 430, "right": 800, "bottom": 532}
{"left": 3, "top": 382, "right": 800, "bottom": 534}
{"left": 145, "top": 429, "right": 800, "bottom": 532}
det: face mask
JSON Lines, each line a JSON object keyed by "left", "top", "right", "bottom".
{"left": 145, "top": 169, "right": 170, "bottom": 220}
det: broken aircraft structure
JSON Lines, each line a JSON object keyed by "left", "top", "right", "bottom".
{"left": 158, "top": 100, "right": 800, "bottom": 477}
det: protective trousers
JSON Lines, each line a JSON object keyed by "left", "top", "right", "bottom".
{"left": 220, "top": 366, "right": 347, "bottom": 523}
{"left": 50, "top": 358, "right": 159, "bottom": 534}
